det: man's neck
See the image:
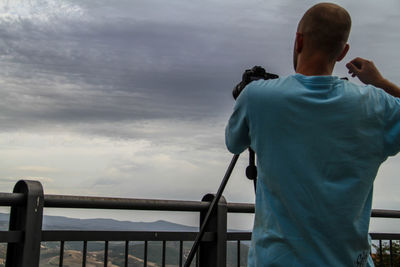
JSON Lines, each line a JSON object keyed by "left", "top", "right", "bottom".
{"left": 295, "top": 53, "right": 335, "bottom": 76}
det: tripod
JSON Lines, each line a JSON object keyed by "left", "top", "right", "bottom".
{"left": 184, "top": 148, "right": 257, "bottom": 267}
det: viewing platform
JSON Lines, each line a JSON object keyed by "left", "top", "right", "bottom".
{"left": 0, "top": 180, "right": 399, "bottom": 267}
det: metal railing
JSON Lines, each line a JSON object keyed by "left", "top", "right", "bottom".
{"left": 0, "top": 180, "right": 399, "bottom": 267}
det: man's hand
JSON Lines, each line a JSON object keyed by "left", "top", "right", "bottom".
{"left": 346, "top": 57, "right": 400, "bottom": 98}
{"left": 346, "top": 57, "right": 384, "bottom": 86}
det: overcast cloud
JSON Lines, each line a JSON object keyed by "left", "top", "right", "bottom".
{"left": 0, "top": 0, "right": 400, "bottom": 229}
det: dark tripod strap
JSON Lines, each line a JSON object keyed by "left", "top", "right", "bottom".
{"left": 184, "top": 154, "right": 240, "bottom": 267}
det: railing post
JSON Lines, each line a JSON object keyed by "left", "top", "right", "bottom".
{"left": 199, "top": 194, "right": 227, "bottom": 267}
{"left": 6, "top": 180, "right": 44, "bottom": 267}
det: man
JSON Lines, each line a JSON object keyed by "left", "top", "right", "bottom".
{"left": 225, "top": 3, "right": 400, "bottom": 266}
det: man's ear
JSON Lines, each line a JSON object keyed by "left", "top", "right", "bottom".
{"left": 337, "top": 43, "right": 349, "bottom": 62}
{"left": 295, "top": 32, "right": 303, "bottom": 53}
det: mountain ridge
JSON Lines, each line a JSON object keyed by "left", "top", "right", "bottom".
{"left": 0, "top": 212, "right": 199, "bottom": 231}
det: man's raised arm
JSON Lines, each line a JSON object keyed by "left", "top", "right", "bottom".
{"left": 346, "top": 57, "right": 400, "bottom": 97}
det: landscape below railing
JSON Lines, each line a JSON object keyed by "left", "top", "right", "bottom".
{"left": 0, "top": 179, "right": 399, "bottom": 267}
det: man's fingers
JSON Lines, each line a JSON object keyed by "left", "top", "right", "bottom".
{"left": 345, "top": 57, "right": 384, "bottom": 86}
{"left": 350, "top": 57, "right": 365, "bottom": 66}
{"left": 348, "top": 57, "right": 369, "bottom": 71}
{"left": 346, "top": 62, "right": 360, "bottom": 75}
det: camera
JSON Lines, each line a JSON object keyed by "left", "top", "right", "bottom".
{"left": 232, "top": 66, "right": 279, "bottom": 100}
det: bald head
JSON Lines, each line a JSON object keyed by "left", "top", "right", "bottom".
{"left": 298, "top": 3, "right": 351, "bottom": 60}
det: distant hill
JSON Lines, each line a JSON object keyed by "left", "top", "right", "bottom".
{"left": 0, "top": 212, "right": 198, "bottom": 231}
{"left": 0, "top": 212, "right": 249, "bottom": 232}
{"left": 43, "top": 215, "right": 199, "bottom": 231}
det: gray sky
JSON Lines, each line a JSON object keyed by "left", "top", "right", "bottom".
{"left": 0, "top": 0, "right": 400, "bottom": 230}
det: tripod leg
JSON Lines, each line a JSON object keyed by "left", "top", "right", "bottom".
{"left": 184, "top": 154, "right": 240, "bottom": 267}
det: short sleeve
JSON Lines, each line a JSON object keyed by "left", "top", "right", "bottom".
{"left": 382, "top": 91, "right": 400, "bottom": 156}
{"left": 225, "top": 87, "right": 251, "bottom": 154}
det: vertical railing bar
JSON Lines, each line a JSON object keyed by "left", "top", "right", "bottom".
{"left": 144, "top": 240, "right": 148, "bottom": 267}
{"left": 390, "top": 240, "right": 393, "bottom": 267}
{"left": 237, "top": 240, "right": 241, "bottom": 267}
{"left": 379, "top": 239, "right": 383, "bottom": 265}
{"left": 179, "top": 241, "right": 183, "bottom": 267}
{"left": 104, "top": 240, "right": 109, "bottom": 267}
{"left": 82, "top": 241, "right": 87, "bottom": 267}
{"left": 197, "top": 194, "right": 227, "bottom": 266}
{"left": 6, "top": 181, "right": 44, "bottom": 267}
{"left": 162, "top": 240, "right": 166, "bottom": 267}
{"left": 59, "top": 240, "right": 64, "bottom": 267}
{"left": 125, "top": 240, "right": 129, "bottom": 267}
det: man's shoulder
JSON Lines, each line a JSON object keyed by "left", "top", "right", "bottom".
{"left": 245, "top": 75, "right": 296, "bottom": 94}
{"left": 344, "top": 79, "right": 395, "bottom": 100}
{"left": 337, "top": 80, "right": 400, "bottom": 115}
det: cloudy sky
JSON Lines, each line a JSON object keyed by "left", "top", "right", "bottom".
{"left": 0, "top": 0, "right": 400, "bottom": 230}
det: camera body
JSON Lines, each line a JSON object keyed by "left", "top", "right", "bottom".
{"left": 232, "top": 66, "right": 279, "bottom": 100}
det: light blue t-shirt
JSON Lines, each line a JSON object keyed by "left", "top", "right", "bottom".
{"left": 225, "top": 74, "right": 400, "bottom": 266}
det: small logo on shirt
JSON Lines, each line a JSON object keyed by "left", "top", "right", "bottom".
{"left": 356, "top": 250, "right": 369, "bottom": 267}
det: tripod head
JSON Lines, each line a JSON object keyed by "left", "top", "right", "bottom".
{"left": 233, "top": 66, "right": 279, "bottom": 100}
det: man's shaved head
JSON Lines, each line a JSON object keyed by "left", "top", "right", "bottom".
{"left": 298, "top": 3, "right": 351, "bottom": 60}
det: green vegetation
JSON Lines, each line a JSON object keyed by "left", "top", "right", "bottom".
{"left": 372, "top": 241, "right": 400, "bottom": 266}
{"left": 35, "top": 241, "right": 249, "bottom": 267}
{"left": 0, "top": 243, "right": 5, "bottom": 267}
{"left": 8, "top": 240, "right": 400, "bottom": 266}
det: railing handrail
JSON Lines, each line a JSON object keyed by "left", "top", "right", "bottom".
{"left": 0, "top": 193, "right": 25, "bottom": 206}
{"left": 44, "top": 194, "right": 210, "bottom": 211}
{"left": 0, "top": 193, "right": 400, "bottom": 218}
{"left": 371, "top": 209, "right": 400, "bottom": 218}
{"left": 1, "top": 192, "right": 399, "bottom": 217}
